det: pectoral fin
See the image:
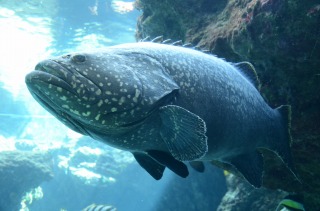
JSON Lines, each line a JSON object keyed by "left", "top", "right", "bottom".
{"left": 159, "top": 105, "right": 208, "bottom": 161}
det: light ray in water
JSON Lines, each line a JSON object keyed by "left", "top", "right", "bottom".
{"left": 0, "top": 113, "right": 54, "bottom": 119}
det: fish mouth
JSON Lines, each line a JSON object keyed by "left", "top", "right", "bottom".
{"left": 26, "top": 62, "right": 89, "bottom": 135}
{"left": 26, "top": 60, "right": 76, "bottom": 94}
{"left": 28, "top": 88, "right": 89, "bottom": 135}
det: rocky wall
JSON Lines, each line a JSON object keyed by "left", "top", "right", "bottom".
{"left": 0, "top": 151, "right": 53, "bottom": 211}
{"left": 135, "top": 0, "right": 320, "bottom": 209}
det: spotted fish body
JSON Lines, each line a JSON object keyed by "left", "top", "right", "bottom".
{"left": 25, "top": 42, "right": 294, "bottom": 187}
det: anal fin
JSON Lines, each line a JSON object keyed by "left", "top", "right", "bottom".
{"left": 189, "top": 161, "right": 205, "bottom": 173}
{"left": 133, "top": 152, "right": 165, "bottom": 180}
{"left": 147, "top": 150, "right": 189, "bottom": 178}
{"left": 229, "top": 151, "right": 264, "bottom": 188}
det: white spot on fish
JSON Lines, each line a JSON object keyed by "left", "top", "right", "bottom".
{"left": 71, "top": 82, "right": 77, "bottom": 89}
{"left": 82, "top": 111, "right": 91, "bottom": 117}
{"left": 105, "top": 91, "right": 112, "bottom": 95}
{"left": 133, "top": 97, "right": 138, "bottom": 103}
{"left": 111, "top": 107, "right": 117, "bottom": 112}
{"left": 97, "top": 100, "right": 103, "bottom": 107}
{"left": 95, "top": 89, "right": 101, "bottom": 95}
{"left": 132, "top": 89, "right": 140, "bottom": 103}
{"left": 70, "top": 109, "right": 80, "bottom": 115}
{"left": 60, "top": 96, "right": 67, "bottom": 101}
{"left": 119, "top": 97, "right": 126, "bottom": 105}
{"left": 95, "top": 114, "right": 101, "bottom": 121}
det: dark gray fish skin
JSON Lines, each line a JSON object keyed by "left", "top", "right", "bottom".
{"left": 25, "top": 42, "right": 294, "bottom": 187}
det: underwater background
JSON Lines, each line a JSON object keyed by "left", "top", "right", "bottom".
{"left": 0, "top": 0, "right": 227, "bottom": 211}
{"left": 0, "top": 0, "right": 319, "bottom": 210}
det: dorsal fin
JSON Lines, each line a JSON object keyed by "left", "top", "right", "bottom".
{"left": 162, "top": 39, "right": 172, "bottom": 44}
{"left": 201, "top": 49, "right": 210, "bottom": 53}
{"left": 140, "top": 36, "right": 211, "bottom": 54}
{"left": 194, "top": 45, "right": 201, "bottom": 50}
{"left": 171, "top": 40, "right": 183, "bottom": 46}
{"left": 140, "top": 36, "right": 150, "bottom": 42}
{"left": 151, "top": 36, "right": 163, "bottom": 43}
{"left": 234, "top": 62, "right": 261, "bottom": 91}
{"left": 182, "top": 43, "right": 192, "bottom": 47}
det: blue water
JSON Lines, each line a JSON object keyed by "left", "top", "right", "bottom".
{"left": 0, "top": 1, "right": 227, "bottom": 210}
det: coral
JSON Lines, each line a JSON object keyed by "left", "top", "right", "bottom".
{"left": 0, "top": 151, "right": 53, "bottom": 211}
{"left": 217, "top": 174, "right": 287, "bottom": 210}
{"left": 20, "top": 186, "right": 44, "bottom": 211}
{"left": 54, "top": 136, "right": 134, "bottom": 187}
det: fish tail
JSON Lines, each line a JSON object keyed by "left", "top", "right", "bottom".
{"left": 275, "top": 105, "right": 293, "bottom": 166}
{"left": 274, "top": 105, "right": 300, "bottom": 181}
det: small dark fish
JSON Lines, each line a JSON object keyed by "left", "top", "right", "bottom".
{"left": 82, "top": 204, "right": 116, "bottom": 211}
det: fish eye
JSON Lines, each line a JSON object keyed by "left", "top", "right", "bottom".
{"left": 72, "top": 54, "right": 86, "bottom": 63}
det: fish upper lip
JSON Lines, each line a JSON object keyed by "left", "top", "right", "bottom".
{"left": 27, "top": 60, "right": 77, "bottom": 95}
{"left": 35, "top": 60, "right": 70, "bottom": 78}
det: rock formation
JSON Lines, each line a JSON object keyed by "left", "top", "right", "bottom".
{"left": 135, "top": 0, "right": 320, "bottom": 209}
{"left": 0, "top": 151, "right": 53, "bottom": 211}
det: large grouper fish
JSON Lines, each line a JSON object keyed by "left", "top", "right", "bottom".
{"left": 25, "top": 40, "right": 296, "bottom": 188}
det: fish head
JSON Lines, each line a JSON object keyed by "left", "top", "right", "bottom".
{"left": 25, "top": 49, "right": 179, "bottom": 135}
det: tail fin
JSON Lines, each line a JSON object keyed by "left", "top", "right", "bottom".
{"left": 274, "top": 105, "right": 300, "bottom": 183}
{"left": 276, "top": 105, "right": 293, "bottom": 169}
